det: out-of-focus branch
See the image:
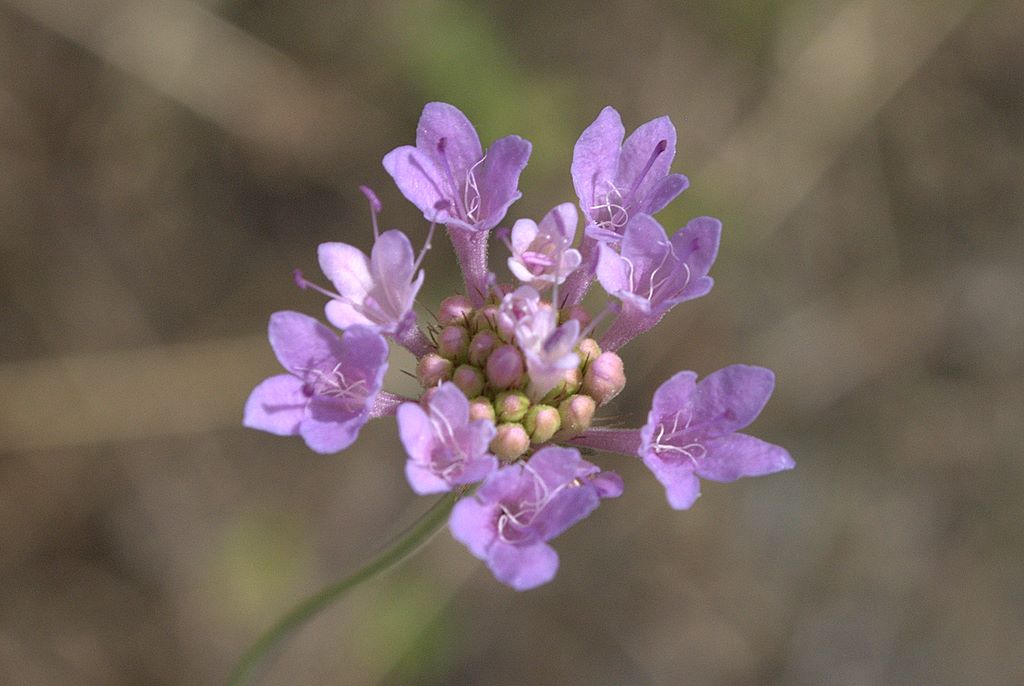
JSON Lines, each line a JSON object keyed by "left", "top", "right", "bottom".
{"left": 2, "top": 0, "right": 385, "bottom": 170}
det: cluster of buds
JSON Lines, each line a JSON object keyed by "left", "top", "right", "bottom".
{"left": 245, "top": 103, "right": 793, "bottom": 590}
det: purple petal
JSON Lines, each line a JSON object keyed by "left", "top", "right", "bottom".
{"left": 571, "top": 107, "right": 625, "bottom": 214}
{"left": 641, "top": 371, "right": 698, "bottom": 448}
{"left": 324, "top": 300, "right": 375, "bottom": 330}
{"left": 486, "top": 540, "right": 559, "bottom": 591}
{"left": 450, "top": 454, "right": 499, "bottom": 485}
{"left": 620, "top": 213, "right": 670, "bottom": 277}
{"left": 595, "top": 241, "right": 631, "bottom": 297}
{"left": 428, "top": 382, "right": 471, "bottom": 427}
{"left": 243, "top": 374, "right": 306, "bottom": 436}
{"left": 590, "top": 471, "right": 625, "bottom": 498}
{"left": 371, "top": 229, "right": 423, "bottom": 318}
{"left": 405, "top": 459, "right": 452, "bottom": 495}
{"left": 300, "top": 399, "right": 366, "bottom": 453}
{"left": 335, "top": 325, "right": 389, "bottom": 388}
{"left": 639, "top": 173, "right": 689, "bottom": 215}
{"left": 397, "top": 401, "right": 433, "bottom": 463}
{"left": 267, "top": 311, "right": 344, "bottom": 375}
{"left": 697, "top": 433, "right": 795, "bottom": 482}
{"left": 415, "top": 102, "right": 483, "bottom": 179}
{"left": 449, "top": 496, "right": 497, "bottom": 559}
{"left": 617, "top": 115, "right": 677, "bottom": 208}
{"left": 531, "top": 485, "right": 599, "bottom": 542}
{"left": 382, "top": 145, "right": 452, "bottom": 220}
{"left": 318, "top": 242, "right": 372, "bottom": 301}
{"left": 476, "top": 135, "right": 532, "bottom": 231}
{"left": 538, "top": 202, "right": 579, "bottom": 246}
{"left": 642, "top": 453, "right": 702, "bottom": 510}
{"left": 526, "top": 446, "right": 583, "bottom": 490}
{"left": 670, "top": 216, "right": 721, "bottom": 288}
{"left": 692, "top": 365, "right": 775, "bottom": 436}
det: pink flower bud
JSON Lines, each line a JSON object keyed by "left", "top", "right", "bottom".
{"left": 486, "top": 344, "right": 524, "bottom": 390}
{"left": 438, "top": 295, "right": 474, "bottom": 325}
{"left": 417, "top": 353, "right": 453, "bottom": 388}
{"left": 468, "top": 396, "right": 496, "bottom": 422}
{"left": 495, "top": 391, "right": 530, "bottom": 423}
{"left": 437, "top": 324, "right": 469, "bottom": 361}
{"left": 471, "top": 305, "right": 499, "bottom": 333}
{"left": 468, "top": 330, "right": 498, "bottom": 366}
{"left": 490, "top": 422, "right": 530, "bottom": 461}
{"left": 582, "top": 351, "right": 626, "bottom": 405}
{"left": 576, "top": 338, "right": 601, "bottom": 364}
{"left": 554, "top": 394, "right": 596, "bottom": 440}
{"left": 563, "top": 304, "right": 592, "bottom": 328}
{"left": 452, "top": 364, "right": 485, "bottom": 398}
{"left": 524, "top": 404, "right": 561, "bottom": 444}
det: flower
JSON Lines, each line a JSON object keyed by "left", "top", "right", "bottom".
{"left": 572, "top": 106, "right": 689, "bottom": 241}
{"left": 244, "top": 102, "right": 793, "bottom": 591}
{"left": 397, "top": 382, "right": 498, "bottom": 495}
{"left": 506, "top": 203, "right": 582, "bottom": 289}
{"left": 383, "top": 102, "right": 531, "bottom": 233}
{"left": 639, "top": 365, "right": 795, "bottom": 510}
{"left": 449, "top": 446, "right": 622, "bottom": 590}
{"left": 243, "top": 312, "right": 388, "bottom": 454}
{"left": 596, "top": 213, "right": 721, "bottom": 350}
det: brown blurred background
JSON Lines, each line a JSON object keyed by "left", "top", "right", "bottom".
{"left": 2, "top": 0, "right": 1022, "bottom": 683}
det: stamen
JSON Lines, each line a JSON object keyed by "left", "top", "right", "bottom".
{"left": 293, "top": 269, "right": 343, "bottom": 301}
{"left": 359, "top": 185, "right": 382, "bottom": 238}
{"left": 411, "top": 201, "right": 445, "bottom": 274}
{"left": 436, "top": 138, "right": 468, "bottom": 218}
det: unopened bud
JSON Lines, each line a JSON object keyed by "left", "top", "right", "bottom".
{"left": 452, "top": 364, "right": 485, "bottom": 398}
{"left": 540, "top": 366, "right": 582, "bottom": 404}
{"left": 471, "top": 305, "right": 499, "bottom": 332}
{"left": 468, "top": 330, "right": 498, "bottom": 366}
{"left": 582, "top": 351, "right": 626, "bottom": 405}
{"left": 524, "top": 404, "right": 561, "bottom": 444}
{"left": 577, "top": 338, "right": 601, "bottom": 364}
{"left": 437, "top": 324, "right": 469, "bottom": 361}
{"left": 416, "top": 353, "right": 452, "bottom": 387}
{"left": 490, "top": 422, "right": 530, "bottom": 461}
{"left": 495, "top": 391, "right": 530, "bottom": 423}
{"left": 486, "top": 344, "right": 524, "bottom": 390}
{"left": 438, "top": 295, "right": 474, "bottom": 325}
{"left": 468, "top": 396, "right": 495, "bottom": 423}
{"left": 554, "top": 394, "right": 596, "bottom": 440}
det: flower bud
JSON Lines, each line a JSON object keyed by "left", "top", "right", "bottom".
{"left": 468, "top": 330, "right": 498, "bottom": 366}
{"left": 495, "top": 391, "right": 530, "bottom": 423}
{"left": 452, "top": 364, "right": 485, "bottom": 398}
{"left": 563, "top": 304, "right": 591, "bottom": 328}
{"left": 416, "top": 353, "right": 452, "bottom": 387}
{"left": 437, "top": 324, "right": 469, "bottom": 361}
{"left": 539, "top": 366, "right": 582, "bottom": 404}
{"left": 468, "top": 396, "right": 496, "bottom": 423}
{"left": 582, "top": 351, "right": 626, "bottom": 405}
{"left": 486, "top": 344, "right": 524, "bottom": 390}
{"left": 471, "top": 305, "right": 499, "bottom": 333}
{"left": 490, "top": 422, "right": 530, "bottom": 461}
{"left": 524, "top": 404, "right": 561, "bottom": 444}
{"left": 576, "top": 338, "right": 601, "bottom": 364}
{"left": 554, "top": 394, "right": 596, "bottom": 440}
{"left": 438, "top": 295, "right": 474, "bottom": 326}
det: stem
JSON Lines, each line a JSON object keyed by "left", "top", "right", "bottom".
{"left": 227, "top": 492, "right": 459, "bottom": 686}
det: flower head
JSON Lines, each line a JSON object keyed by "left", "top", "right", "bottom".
{"left": 383, "top": 102, "right": 531, "bottom": 233}
{"left": 397, "top": 382, "right": 498, "bottom": 495}
{"left": 639, "top": 365, "right": 795, "bottom": 510}
{"left": 243, "top": 312, "right": 388, "bottom": 453}
{"left": 572, "top": 106, "right": 689, "bottom": 241}
{"left": 449, "top": 446, "right": 622, "bottom": 590}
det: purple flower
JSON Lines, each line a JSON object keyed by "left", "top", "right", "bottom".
{"left": 313, "top": 229, "right": 426, "bottom": 336}
{"left": 243, "top": 312, "right": 388, "bottom": 454}
{"left": 572, "top": 106, "right": 689, "bottom": 241}
{"left": 449, "top": 446, "right": 622, "bottom": 590}
{"left": 639, "top": 365, "right": 794, "bottom": 510}
{"left": 506, "top": 203, "right": 582, "bottom": 289}
{"left": 383, "top": 102, "right": 531, "bottom": 233}
{"left": 397, "top": 382, "right": 498, "bottom": 495}
{"left": 596, "top": 214, "right": 721, "bottom": 351}
{"left": 497, "top": 286, "right": 581, "bottom": 399}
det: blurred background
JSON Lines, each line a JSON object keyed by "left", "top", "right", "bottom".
{"left": 1, "top": 0, "right": 1022, "bottom": 683}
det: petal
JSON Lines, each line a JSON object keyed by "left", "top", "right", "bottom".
{"left": 382, "top": 145, "right": 453, "bottom": 219}
{"left": 415, "top": 102, "right": 483, "bottom": 179}
{"left": 617, "top": 115, "right": 677, "bottom": 207}
{"left": 397, "top": 401, "right": 433, "bottom": 463}
{"left": 371, "top": 230, "right": 420, "bottom": 317}
{"left": 698, "top": 433, "right": 795, "bottom": 482}
{"left": 641, "top": 371, "right": 699, "bottom": 449}
{"left": 267, "top": 311, "right": 344, "bottom": 375}
{"left": 243, "top": 374, "right": 306, "bottom": 436}
{"left": 476, "top": 135, "right": 532, "bottom": 231}
{"left": 642, "top": 452, "right": 701, "bottom": 510}
{"left": 590, "top": 471, "right": 625, "bottom": 499}
{"left": 670, "top": 216, "right": 721, "bottom": 288}
{"left": 532, "top": 485, "right": 599, "bottom": 542}
{"left": 692, "top": 365, "right": 775, "bottom": 436}
{"left": 450, "top": 454, "right": 498, "bottom": 486}
{"left": 486, "top": 541, "right": 559, "bottom": 591}
{"left": 538, "top": 202, "right": 579, "bottom": 246}
{"left": 638, "top": 173, "right": 689, "bottom": 216}
{"left": 619, "top": 213, "right": 671, "bottom": 278}
{"left": 336, "top": 325, "right": 389, "bottom": 390}
{"left": 428, "top": 382, "right": 471, "bottom": 427}
{"left": 526, "top": 445, "right": 582, "bottom": 490}
{"left": 595, "top": 241, "right": 631, "bottom": 296}
{"left": 572, "top": 106, "right": 625, "bottom": 213}
{"left": 300, "top": 401, "right": 366, "bottom": 453}
{"left": 405, "top": 459, "right": 451, "bottom": 495}
{"left": 509, "top": 218, "right": 539, "bottom": 255}
{"left": 318, "top": 242, "right": 372, "bottom": 301}
{"left": 324, "top": 300, "right": 375, "bottom": 330}
{"left": 449, "top": 496, "right": 496, "bottom": 560}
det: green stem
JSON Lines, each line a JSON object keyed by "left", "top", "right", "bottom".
{"left": 226, "top": 491, "right": 459, "bottom": 685}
